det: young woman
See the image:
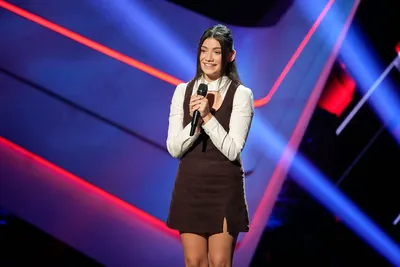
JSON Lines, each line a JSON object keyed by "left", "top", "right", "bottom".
{"left": 166, "top": 24, "right": 254, "bottom": 267}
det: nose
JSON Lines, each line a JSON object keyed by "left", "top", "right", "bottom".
{"left": 205, "top": 51, "right": 214, "bottom": 62}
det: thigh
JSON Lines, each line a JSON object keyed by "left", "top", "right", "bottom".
{"left": 180, "top": 232, "right": 208, "bottom": 267}
{"left": 208, "top": 218, "right": 238, "bottom": 267}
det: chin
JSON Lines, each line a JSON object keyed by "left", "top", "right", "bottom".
{"left": 202, "top": 70, "right": 221, "bottom": 80}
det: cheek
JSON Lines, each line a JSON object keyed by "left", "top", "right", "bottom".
{"left": 199, "top": 52, "right": 209, "bottom": 61}
{"left": 216, "top": 60, "right": 222, "bottom": 70}
{"left": 216, "top": 56, "right": 222, "bottom": 65}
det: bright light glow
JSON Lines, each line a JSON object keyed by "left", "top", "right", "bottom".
{"left": 336, "top": 57, "right": 400, "bottom": 135}
{"left": 253, "top": 115, "right": 400, "bottom": 266}
{"left": 393, "top": 213, "right": 400, "bottom": 225}
{"left": 90, "top": 0, "right": 196, "bottom": 79}
{"left": 337, "top": 22, "right": 400, "bottom": 143}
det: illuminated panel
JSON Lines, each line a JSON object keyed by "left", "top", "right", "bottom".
{"left": 0, "top": 0, "right": 333, "bottom": 108}
{"left": 253, "top": 0, "right": 334, "bottom": 107}
{"left": 0, "top": 136, "right": 179, "bottom": 238}
{"left": 0, "top": 0, "right": 183, "bottom": 86}
{"left": 0, "top": 137, "right": 184, "bottom": 267}
{"left": 318, "top": 66, "right": 356, "bottom": 117}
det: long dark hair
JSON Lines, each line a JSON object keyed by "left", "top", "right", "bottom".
{"left": 193, "top": 24, "right": 241, "bottom": 85}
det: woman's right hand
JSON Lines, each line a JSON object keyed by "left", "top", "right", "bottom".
{"left": 189, "top": 95, "right": 204, "bottom": 118}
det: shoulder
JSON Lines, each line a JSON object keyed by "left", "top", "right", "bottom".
{"left": 170, "top": 83, "right": 188, "bottom": 106}
{"left": 172, "top": 82, "right": 189, "bottom": 97}
{"left": 235, "top": 84, "right": 254, "bottom": 100}
{"left": 175, "top": 82, "right": 189, "bottom": 92}
{"left": 232, "top": 84, "right": 254, "bottom": 111}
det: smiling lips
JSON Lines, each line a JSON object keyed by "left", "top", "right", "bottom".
{"left": 203, "top": 62, "right": 217, "bottom": 69}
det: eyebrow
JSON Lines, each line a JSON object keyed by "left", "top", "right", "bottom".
{"left": 201, "top": 45, "right": 222, "bottom": 50}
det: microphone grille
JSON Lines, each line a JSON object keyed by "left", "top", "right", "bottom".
{"left": 197, "top": 84, "right": 208, "bottom": 97}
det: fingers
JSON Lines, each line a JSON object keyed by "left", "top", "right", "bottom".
{"left": 189, "top": 96, "right": 199, "bottom": 116}
{"left": 190, "top": 95, "right": 203, "bottom": 100}
{"left": 191, "top": 98, "right": 206, "bottom": 109}
{"left": 189, "top": 95, "right": 204, "bottom": 109}
{"left": 189, "top": 95, "right": 208, "bottom": 117}
{"left": 190, "top": 95, "right": 204, "bottom": 104}
{"left": 194, "top": 100, "right": 207, "bottom": 114}
{"left": 189, "top": 99, "right": 200, "bottom": 108}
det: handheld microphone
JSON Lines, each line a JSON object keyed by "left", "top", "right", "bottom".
{"left": 190, "top": 83, "right": 208, "bottom": 136}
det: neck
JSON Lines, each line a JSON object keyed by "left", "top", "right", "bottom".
{"left": 203, "top": 74, "right": 222, "bottom": 83}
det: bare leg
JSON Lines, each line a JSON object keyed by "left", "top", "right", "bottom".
{"left": 208, "top": 218, "right": 238, "bottom": 267}
{"left": 180, "top": 232, "right": 209, "bottom": 267}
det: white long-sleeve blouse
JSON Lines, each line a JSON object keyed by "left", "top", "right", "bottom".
{"left": 166, "top": 76, "right": 254, "bottom": 161}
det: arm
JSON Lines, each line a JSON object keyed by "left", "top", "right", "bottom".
{"left": 166, "top": 83, "right": 201, "bottom": 158}
{"left": 202, "top": 85, "right": 254, "bottom": 161}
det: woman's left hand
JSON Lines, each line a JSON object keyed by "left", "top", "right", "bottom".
{"left": 196, "top": 96, "right": 213, "bottom": 123}
{"left": 195, "top": 97, "right": 210, "bottom": 117}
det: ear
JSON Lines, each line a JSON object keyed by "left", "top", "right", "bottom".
{"left": 228, "top": 49, "right": 236, "bottom": 62}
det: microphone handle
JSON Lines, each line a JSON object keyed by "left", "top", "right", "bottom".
{"left": 190, "top": 110, "right": 200, "bottom": 136}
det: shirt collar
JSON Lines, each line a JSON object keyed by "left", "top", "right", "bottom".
{"left": 199, "top": 76, "right": 230, "bottom": 92}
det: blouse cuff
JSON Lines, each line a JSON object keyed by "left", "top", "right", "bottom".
{"left": 202, "top": 116, "right": 219, "bottom": 135}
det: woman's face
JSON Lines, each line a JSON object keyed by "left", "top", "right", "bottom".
{"left": 199, "top": 37, "right": 222, "bottom": 82}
